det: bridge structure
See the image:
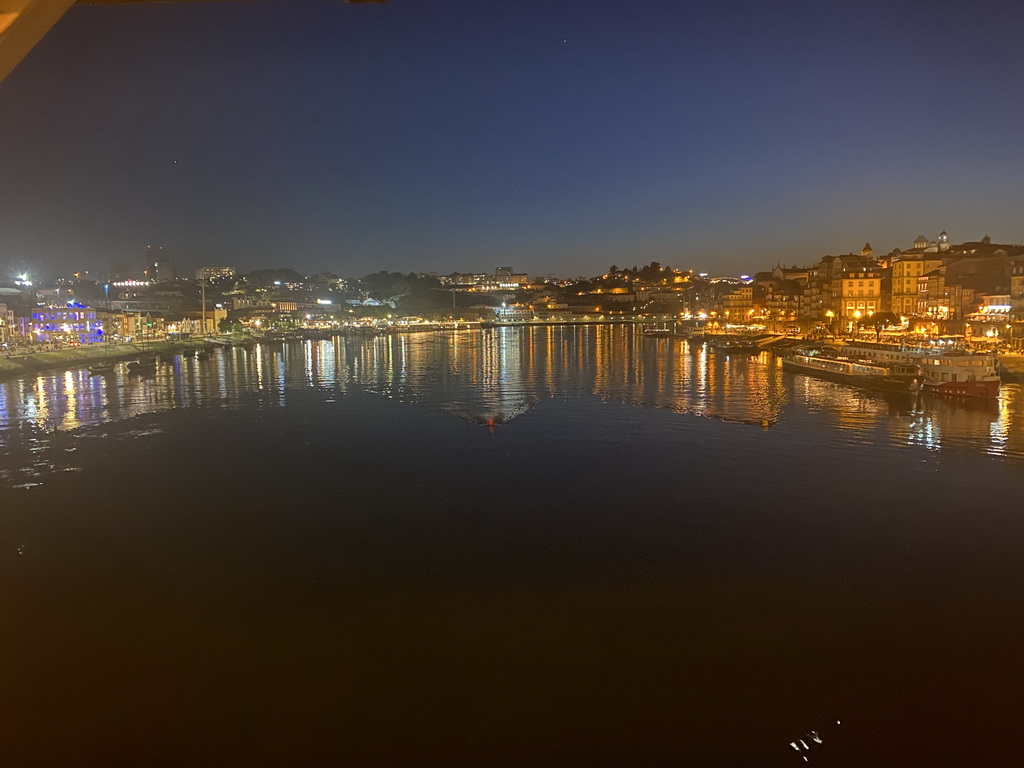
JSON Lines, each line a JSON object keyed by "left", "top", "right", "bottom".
{"left": 0, "top": 0, "right": 386, "bottom": 84}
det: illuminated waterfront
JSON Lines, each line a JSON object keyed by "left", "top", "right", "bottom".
{"left": 2, "top": 325, "right": 1023, "bottom": 766}
{"left": 2, "top": 326, "right": 1022, "bottom": 464}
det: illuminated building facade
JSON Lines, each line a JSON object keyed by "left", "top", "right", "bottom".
{"left": 839, "top": 266, "right": 882, "bottom": 326}
{"left": 721, "top": 285, "right": 753, "bottom": 321}
{"left": 440, "top": 268, "right": 530, "bottom": 292}
{"left": 196, "top": 266, "right": 237, "bottom": 281}
{"left": 167, "top": 308, "right": 227, "bottom": 335}
{"left": 0, "top": 303, "right": 13, "bottom": 346}
{"left": 491, "top": 305, "right": 534, "bottom": 322}
{"left": 28, "top": 306, "right": 102, "bottom": 345}
{"left": 764, "top": 280, "right": 806, "bottom": 323}
{"left": 1011, "top": 258, "right": 1024, "bottom": 349}
{"left": 892, "top": 256, "right": 943, "bottom": 316}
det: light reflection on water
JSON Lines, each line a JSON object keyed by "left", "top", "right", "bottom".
{"left": 3, "top": 327, "right": 1021, "bottom": 768}
{"left": 0, "top": 326, "right": 1022, "bottom": 476}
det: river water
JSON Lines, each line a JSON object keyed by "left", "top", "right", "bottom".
{"left": 1, "top": 325, "right": 1022, "bottom": 766}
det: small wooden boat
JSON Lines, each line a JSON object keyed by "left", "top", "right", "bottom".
{"left": 709, "top": 338, "right": 762, "bottom": 354}
{"left": 88, "top": 361, "right": 117, "bottom": 375}
{"left": 126, "top": 358, "right": 157, "bottom": 375}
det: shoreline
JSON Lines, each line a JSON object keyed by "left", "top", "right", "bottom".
{"left": 0, "top": 338, "right": 232, "bottom": 381}
{"left": 3, "top": 327, "right": 1022, "bottom": 384}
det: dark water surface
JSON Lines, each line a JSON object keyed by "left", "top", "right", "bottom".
{"left": 1, "top": 326, "right": 1023, "bottom": 767}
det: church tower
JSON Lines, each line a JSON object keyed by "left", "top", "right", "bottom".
{"left": 861, "top": 242, "right": 874, "bottom": 257}
{"left": 938, "top": 231, "right": 949, "bottom": 252}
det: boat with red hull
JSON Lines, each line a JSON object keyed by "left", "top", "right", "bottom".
{"left": 916, "top": 354, "right": 1001, "bottom": 399}
{"left": 840, "top": 341, "right": 1001, "bottom": 400}
{"left": 921, "top": 378, "right": 1000, "bottom": 398}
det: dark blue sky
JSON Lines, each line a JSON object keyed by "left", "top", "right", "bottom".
{"left": 1, "top": 0, "right": 1023, "bottom": 280}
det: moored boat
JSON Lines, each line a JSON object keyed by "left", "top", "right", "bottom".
{"left": 126, "top": 358, "right": 157, "bottom": 375}
{"left": 783, "top": 353, "right": 919, "bottom": 394}
{"left": 840, "top": 341, "right": 1000, "bottom": 399}
{"left": 917, "top": 354, "right": 1000, "bottom": 398}
{"left": 708, "top": 337, "right": 763, "bottom": 354}
{"left": 88, "top": 361, "right": 117, "bottom": 375}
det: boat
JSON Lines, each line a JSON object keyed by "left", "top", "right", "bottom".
{"left": 126, "top": 358, "right": 157, "bottom": 375}
{"left": 840, "top": 341, "right": 1000, "bottom": 399}
{"left": 88, "top": 361, "right": 117, "bottom": 375}
{"left": 642, "top": 328, "right": 673, "bottom": 338}
{"left": 783, "top": 352, "right": 920, "bottom": 393}
{"left": 300, "top": 330, "right": 335, "bottom": 341}
{"left": 916, "top": 354, "right": 1000, "bottom": 398}
{"left": 195, "top": 349, "right": 211, "bottom": 360}
{"left": 709, "top": 337, "right": 763, "bottom": 354}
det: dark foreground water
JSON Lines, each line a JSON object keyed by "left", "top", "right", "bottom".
{"left": 1, "top": 326, "right": 1023, "bottom": 767}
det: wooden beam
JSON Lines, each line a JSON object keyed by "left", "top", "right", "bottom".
{"left": 0, "top": 0, "right": 77, "bottom": 84}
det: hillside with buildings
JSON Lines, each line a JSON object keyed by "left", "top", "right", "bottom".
{"left": 2, "top": 233, "right": 1023, "bottom": 352}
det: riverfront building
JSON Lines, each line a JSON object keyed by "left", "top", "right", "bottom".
{"left": 491, "top": 305, "right": 534, "bottom": 322}
{"left": 838, "top": 265, "right": 882, "bottom": 327}
{"left": 721, "top": 285, "right": 754, "bottom": 321}
{"left": 0, "top": 303, "right": 13, "bottom": 346}
{"left": 27, "top": 306, "right": 102, "bottom": 345}
{"left": 892, "top": 255, "right": 943, "bottom": 317}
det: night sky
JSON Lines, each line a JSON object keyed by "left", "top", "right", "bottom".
{"left": 1, "top": 0, "right": 1023, "bottom": 280}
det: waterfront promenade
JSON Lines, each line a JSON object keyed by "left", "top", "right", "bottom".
{"left": 4, "top": 324, "right": 1024, "bottom": 386}
{"left": 0, "top": 338, "right": 225, "bottom": 380}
